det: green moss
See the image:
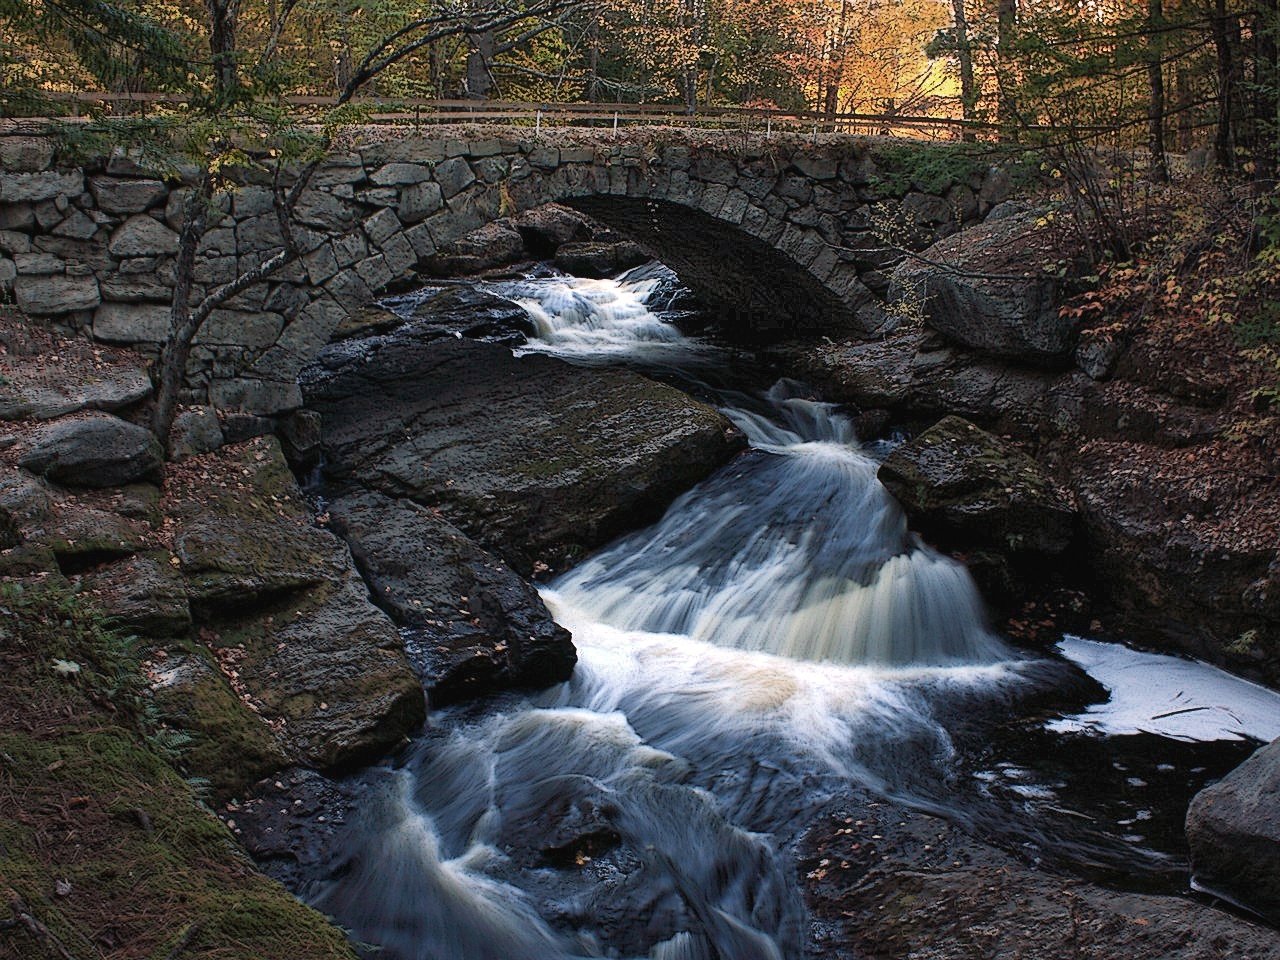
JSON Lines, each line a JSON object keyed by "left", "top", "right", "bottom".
{"left": 868, "top": 141, "right": 1038, "bottom": 199}
{"left": 0, "top": 583, "right": 356, "bottom": 960}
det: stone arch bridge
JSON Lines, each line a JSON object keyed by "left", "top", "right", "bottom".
{"left": 1, "top": 130, "right": 1011, "bottom": 417}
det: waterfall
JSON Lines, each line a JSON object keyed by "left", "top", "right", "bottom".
{"left": 508, "top": 270, "right": 1008, "bottom": 669}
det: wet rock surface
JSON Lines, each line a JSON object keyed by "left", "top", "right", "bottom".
{"left": 305, "top": 334, "right": 744, "bottom": 575}
{"left": 1186, "top": 736, "right": 1280, "bottom": 924}
{"left": 802, "top": 794, "right": 1280, "bottom": 960}
{"left": 326, "top": 490, "right": 575, "bottom": 705}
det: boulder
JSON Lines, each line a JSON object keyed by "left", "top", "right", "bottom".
{"left": 0, "top": 137, "right": 55, "bottom": 172}
{"left": 889, "top": 210, "right": 1082, "bottom": 363}
{"left": 804, "top": 793, "right": 1280, "bottom": 960}
{"left": 554, "top": 240, "right": 648, "bottom": 278}
{"left": 305, "top": 335, "right": 745, "bottom": 574}
{"left": 514, "top": 204, "right": 593, "bottom": 255}
{"left": 1186, "top": 737, "right": 1280, "bottom": 923}
{"left": 78, "top": 550, "right": 191, "bottom": 636}
{"left": 1071, "top": 441, "right": 1280, "bottom": 683}
{"left": 170, "top": 406, "right": 225, "bottom": 461}
{"left": 0, "top": 170, "right": 82, "bottom": 203}
{"left": 327, "top": 490, "right": 576, "bottom": 704}
{"left": 878, "top": 416, "right": 1075, "bottom": 557}
{"left": 426, "top": 221, "right": 528, "bottom": 276}
{"left": 19, "top": 412, "right": 163, "bottom": 487}
{"left": 13, "top": 274, "right": 100, "bottom": 315}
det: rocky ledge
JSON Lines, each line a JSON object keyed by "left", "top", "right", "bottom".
{"left": 803, "top": 792, "right": 1280, "bottom": 959}
{"left": 303, "top": 315, "right": 746, "bottom": 576}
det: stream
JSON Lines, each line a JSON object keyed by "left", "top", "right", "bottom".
{"left": 268, "top": 265, "right": 1280, "bottom": 959}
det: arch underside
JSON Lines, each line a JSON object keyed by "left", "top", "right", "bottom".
{"left": 562, "top": 196, "right": 877, "bottom": 336}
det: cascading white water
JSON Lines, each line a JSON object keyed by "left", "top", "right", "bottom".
{"left": 513, "top": 266, "right": 1008, "bottom": 668}
{"left": 291, "top": 265, "right": 1159, "bottom": 960}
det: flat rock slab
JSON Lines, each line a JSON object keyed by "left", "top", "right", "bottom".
{"left": 803, "top": 794, "right": 1280, "bottom": 960}
{"left": 18, "top": 411, "right": 163, "bottom": 487}
{"left": 1187, "top": 736, "right": 1280, "bottom": 923}
{"left": 306, "top": 335, "right": 744, "bottom": 574}
{"left": 0, "top": 366, "right": 152, "bottom": 421}
{"left": 327, "top": 490, "right": 575, "bottom": 704}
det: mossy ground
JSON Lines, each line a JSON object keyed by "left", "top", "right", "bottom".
{"left": 0, "top": 582, "right": 356, "bottom": 960}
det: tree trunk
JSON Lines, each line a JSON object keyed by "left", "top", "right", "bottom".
{"left": 951, "top": 0, "right": 977, "bottom": 142}
{"left": 1212, "top": 0, "right": 1236, "bottom": 169}
{"left": 1175, "top": 66, "right": 1193, "bottom": 151}
{"left": 153, "top": 177, "right": 214, "bottom": 452}
{"left": 997, "top": 0, "right": 1018, "bottom": 141}
{"left": 1147, "top": 0, "right": 1169, "bottom": 181}
{"left": 1257, "top": 0, "right": 1279, "bottom": 177}
{"left": 466, "top": 30, "right": 496, "bottom": 99}
{"left": 206, "top": 0, "right": 239, "bottom": 98}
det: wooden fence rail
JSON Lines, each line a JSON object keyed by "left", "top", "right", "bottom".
{"left": 22, "top": 91, "right": 1000, "bottom": 138}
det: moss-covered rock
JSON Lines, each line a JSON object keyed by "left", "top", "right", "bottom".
{"left": 0, "top": 583, "right": 356, "bottom": 960}
{"left": 162, "top": 437, "right": 424, "bottom": 781}
{"left": 878, "top": 415, "right": 1076, "bottom": 558}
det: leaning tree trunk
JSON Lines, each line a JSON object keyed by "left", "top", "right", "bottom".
{"left": 465, "top": 30, "right": 496, "bottom": 98}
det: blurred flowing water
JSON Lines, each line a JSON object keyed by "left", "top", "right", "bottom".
{"left": 283, "top": 265, "right": 1279, "bottom": 959}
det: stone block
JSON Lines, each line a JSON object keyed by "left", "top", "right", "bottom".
{"left": 15, "top": 274, "right": 99, "bottom": 315}
{"left": 325, "top": 268, "right": 375, "bottom": 311}
{"left": 171, "top": 406, "right": 225, "bottom": 461}
{"left": 94, "top": 302, "right": 170, "bottom": 343}
{"left": 398, "top": 180, "right": 443, "bottom": 223}
{"left": 792, "top": 153, "right": 839, "bottom": 180}
{"left": 333, "top": 231, "right": 368, "bottom": 267}
{"left": 363, "top": 208, "right": 401, "bottom": 246}
{"left": 108, "top": 214, "right": 180, "bottom": 257}
{"left": 0, "top": 137, "right": 55, "bottom": 172}
{"left": 354, "top": 254, "right": 392, "bottom": 291}
{"left": 404, "top": 222, "right": 436, "bottom": 259}
{"left": 89, "top": 176, "right": 167, "bottom": 214}
{"left": 473, "top": 156, "right": 508, "bottom": 184}
{"left": 0, "top": 229, "right": 31, "bottom": 254}
{"left": 303, "top": 242, "right": 340, "bottom": 285}
{"left": 435, "top": 157, "right": 476, "bottom": 199}
{"left": 233, "top": 185, "right": 275, "bottom": 219}
{"left": 209, "top": 377, "right": 303, "bottom": 415}
{"left": 0, "top": 203, "right": 35, "bottom": 230}
{"left": 381, "top": 232, "right": 416, "bottom": 277}
{"left": 527, "top": 146, "right": 559, "bottom": 170}
{"left": 196, "top": 309, "right": 285, "bottom": 350}
{"left": 14, "top": 252, "right": 63, "bottom": 275}
{"left": 370, "top": 162, "right": 433, "bottom": 186}
{"left": 0, "top": 170, "right": 83, "bottom": 203}
{"left": 51, "top": 208, "right": 97, "bottom": 240}
{"left": 101, "top": 276, "right": 171, "bottom": 303}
